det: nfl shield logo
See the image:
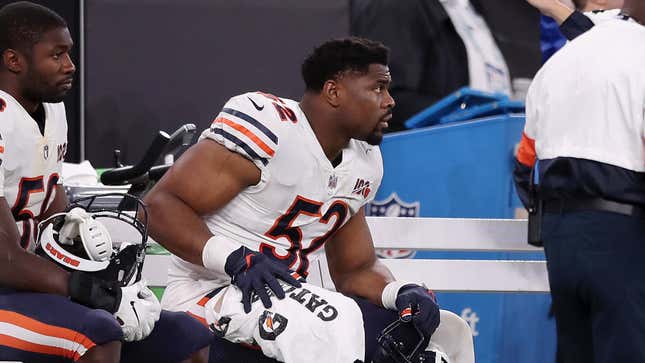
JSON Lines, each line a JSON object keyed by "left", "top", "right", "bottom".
{"left": 366, "top": 192, "right": 419, "bottom": 218}
{"left": 366, "top": 193, "right": 420, "bottom": 259}
{"left": 327, "top": 174, "right": 338, "bottom": 193}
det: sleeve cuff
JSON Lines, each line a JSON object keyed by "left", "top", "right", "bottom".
{"left": 381, "top": 281, "right": 416, "bottom": 310}
{"left": 560, "top": 11, "right": 594, "bottom": 40}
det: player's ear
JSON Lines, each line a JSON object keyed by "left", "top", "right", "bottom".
{"left": 2, "top": 49, "right": 24, "bottom": 73}
{"left": 322, "top": 79, "right": 341, "bottom": 108}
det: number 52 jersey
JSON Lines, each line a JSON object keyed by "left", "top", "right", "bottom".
{"left": 0, "top": 90, "right": 68, "bottom": 251}
{"left": 168, "top": 92, "right": 383, "bottom": 285}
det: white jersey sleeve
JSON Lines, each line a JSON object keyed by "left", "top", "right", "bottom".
{"left": 200, "top": 92, "right": 287, "bottom": 171}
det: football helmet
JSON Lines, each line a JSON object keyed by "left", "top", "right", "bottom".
{"left": 372, "top": 310, "right": 450, "bottom": 363}
{"left": 35, "top": 193, "right": 149, "bottom": 286}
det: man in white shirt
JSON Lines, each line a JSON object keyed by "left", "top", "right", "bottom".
{"left": 514, "top": 1, "right": 645, "bottom": 361}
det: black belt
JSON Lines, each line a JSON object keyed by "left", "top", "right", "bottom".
{"left": 543, "top": 198, "right": 645, "bottom": 218}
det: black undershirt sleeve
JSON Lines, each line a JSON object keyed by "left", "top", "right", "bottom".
{"left": 560, "top": 11, "right": 595, "bottom": 40}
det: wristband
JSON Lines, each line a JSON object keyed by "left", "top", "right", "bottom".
{"left": 381, "top": 280, "right": 415, "bottom": 310}
{"left": 201, "top": 235, "right": 242, "bottom": 273}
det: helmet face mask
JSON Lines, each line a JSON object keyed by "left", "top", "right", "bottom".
{"left": 36, "top": 193, "right": 149, "bottom": 287}
{"left": 373, "top": 317, "right": 450, "bottom": 363}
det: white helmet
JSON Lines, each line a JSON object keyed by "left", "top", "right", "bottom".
{"left": 36, "top": 193, "right": 149, "bottom": 286}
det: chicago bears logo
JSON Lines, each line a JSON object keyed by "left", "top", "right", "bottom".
{"left": 209, "top": 316, "right": 231, "bottom": 338}
{"left": 366, "top": 193, "right": 420, "bottom": 259}
{"left": 258, "top": 311, "right": 288, "bottom": 341}
{"left": 0, "top": 98, "right": 5, "bottom": 112}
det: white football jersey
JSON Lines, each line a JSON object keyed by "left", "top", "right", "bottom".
{"left": 202, "top": 282, "right": 365, "bottom": 363}
{"left": 168, "top": 91, "right": 383, "bottom": 285}
{"left": 0, "top": 90, "right": 68, "bottom": 251}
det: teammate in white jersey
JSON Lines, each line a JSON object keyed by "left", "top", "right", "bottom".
{"left": 145, "top": 38, "right": 474, "bottom": 363}
{"left": 0, "top": 2, "right": 211, "bottom": 362}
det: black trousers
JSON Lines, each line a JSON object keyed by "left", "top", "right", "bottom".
{"left": 543, "top": 210, "right": 645, "bottom": 363}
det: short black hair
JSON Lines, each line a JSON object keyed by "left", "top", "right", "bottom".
{"left": 301, "top": 37, "right": 389, "bottom": 92}
{"left": 0, "top": 1, "right": 67, "bottom": 56}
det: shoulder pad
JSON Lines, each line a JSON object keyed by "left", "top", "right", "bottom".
{"left": 201, "top": 92, "right": 299, "bottom": 168}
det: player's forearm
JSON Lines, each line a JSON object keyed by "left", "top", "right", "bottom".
{"left": 0, "top": 245, "right": 70, "bottom": 295}
{"left": 332, "top": 259, "right": 395, "bottom": 307}
{"left": 0, "top": 202, "right": 70, "bottom": 294}
{"left": 143, "top": 190, "right": 213, "bottom": 266}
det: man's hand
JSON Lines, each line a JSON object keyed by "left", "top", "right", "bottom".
{"left": 395, "top": 285, "right": 441, "bottom": 340}
{"left": 224, "top": 246, "right": 301, "bottom": 313}
{"left": 114, "top": 280, "right": 162, "bottom": 342}
{"left": 526, "top": 0, "right": 575, "bottom": 24}
{"left": 68, "top": 271, "right": 121, "bottom": 312}
{"left": 69, "top": 272, "right": 161, "bottom": 341}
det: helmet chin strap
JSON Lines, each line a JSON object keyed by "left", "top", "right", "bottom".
{"left": 39, "top": 224, "right": 109, "bottom": 272}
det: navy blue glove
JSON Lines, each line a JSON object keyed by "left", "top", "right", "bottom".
{"left": 395, "top": 284, "right": 440, "bottom": 340}
{"left": 224, "top": 246, "right": 301, "bottom": 313}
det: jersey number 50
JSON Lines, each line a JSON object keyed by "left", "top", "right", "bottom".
{"left": 11, "top": 174, "right": 59, "bottom": 248}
